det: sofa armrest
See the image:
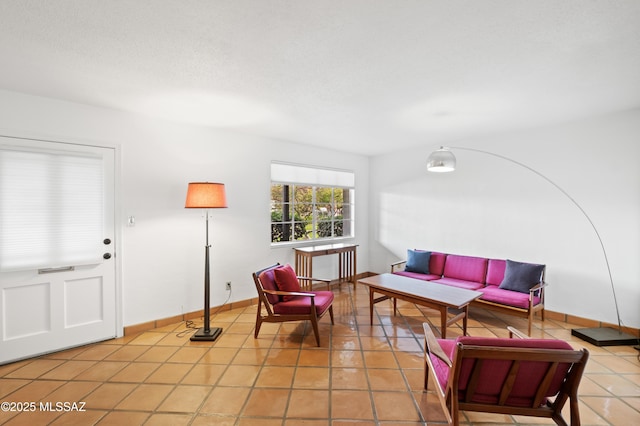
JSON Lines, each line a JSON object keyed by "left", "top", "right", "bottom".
{"left": 529, "top": 281, "right": 547, "bottom": 292}
{"left": 528, "top": 281, "right": 547, "bottom": 300}
{"left": 423, "top": 323, "right": 452, "bottom": 367}
{"left": 391, "top": 260, "right": 406, "bottom": 273}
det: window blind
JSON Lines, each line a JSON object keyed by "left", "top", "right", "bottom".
{"left": 270, "top": 162, "right": 355, "bottom": 188}
{"left": 0, "top": 148, "right": 104, "bottom": 271}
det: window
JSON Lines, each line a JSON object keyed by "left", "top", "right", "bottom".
{"left": 270, "top": 163, "right": 355, "bottom": 244}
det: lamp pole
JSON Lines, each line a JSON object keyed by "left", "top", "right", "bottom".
{"left": 427, "top": 146, "right": 637, "bottom": 346}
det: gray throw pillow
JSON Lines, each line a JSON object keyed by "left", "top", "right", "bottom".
{"left": 405, "top": 249, "right": 431, "bottom": 274}
{"left": 498, "top": 259, "right": 545, "bottom": 293}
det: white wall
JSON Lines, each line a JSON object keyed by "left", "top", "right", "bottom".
{"left": 2, "top": 88, "right": 637, "bottom": 330}
{"left": 0, "top": 90, "right": 370, "bottom": 327}
{"left": 369, "top": 109, "right": 640, "bottom": 329}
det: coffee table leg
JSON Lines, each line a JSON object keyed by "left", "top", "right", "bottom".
{"left": 369, "top": 289, "right": 374, "bottom": 325}
{"left": 462, "top": 305, "right": 469, "bottom": 336}
{"left": 440, "top": 308, "right": 447, "bottom": 339}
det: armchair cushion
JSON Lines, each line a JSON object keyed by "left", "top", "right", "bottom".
{"left": 498, "top": 260, "right": 545, "bottom": 293}
{"left": 258, "top": 268, "right": 281, "bottom": 305}
{"left": 405, "top": 249, "right": 431, "bottom": 274}
{"left": 274, "top": 264, "right": 301, "bottom": 301}
{"left": 273, "top": 291, "right": 335, "bottom": 315}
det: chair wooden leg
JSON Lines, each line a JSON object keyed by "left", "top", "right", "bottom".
{"left": 254, "top": 319, "right": 262, "bottom": 339}
{"left": 310, "top": 315, "right": 321, "bottom": 346}
{"left": 424, "top": 356, "right": 429, "bottom": 390}
{"left": 551, "top": 412, "right": 569, "bottom": 426}
{"left": 450, "top": 394, "right": 459, "bottom": 426}
{"left": 254, "top": 302, "right": 263, "bottom": 338}
{"left": 329, "top": 306, "right": 335, "bottom": 324}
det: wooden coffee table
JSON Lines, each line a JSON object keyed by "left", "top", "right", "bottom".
{"left": 358, "top": 273, "right": 482, "bottom": 338}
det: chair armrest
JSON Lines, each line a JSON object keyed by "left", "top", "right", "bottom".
{"left": 297, "top": 276, "right": 331, "bottom": 290}
{"left": 297, "top": 276, "right": 330, "bottom": 283}
{"left": 423, "top": 323, "right": 452, "bottom": 367}
{"left": 507, "top": 326, "right": 530, "bottom": 339}
{"left": 391, "top": 260, "right": 406, "bottom": 273}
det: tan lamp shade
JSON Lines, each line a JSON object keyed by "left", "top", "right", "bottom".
{"left": 185, "top": 182, "right": 228, "bottom": 208}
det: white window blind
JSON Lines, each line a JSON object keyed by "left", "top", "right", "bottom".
{"left": 271, "top": 162, "right": 355, "bottom": 188}
{"left": 0, "top": 148, "right": 104, "bottom": 271}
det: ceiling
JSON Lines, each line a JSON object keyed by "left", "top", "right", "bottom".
{"left": 1, "top": 1, "right": 639, "bottom": 156}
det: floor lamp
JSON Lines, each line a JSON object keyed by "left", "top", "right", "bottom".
{"left": 185, "top": 182, "right": 227, "bottom": 342}
{"left": 427, "top": 147, "right": 638, "bottom": 347}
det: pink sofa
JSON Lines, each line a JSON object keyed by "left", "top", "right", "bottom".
{"left": 391, "top": 251, "right": 546, "bottom": 335}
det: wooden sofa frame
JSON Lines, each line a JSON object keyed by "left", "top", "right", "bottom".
{"left": 392, "top": 260, "right": 547, "bottom": 335}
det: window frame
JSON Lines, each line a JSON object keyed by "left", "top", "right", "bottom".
{"left": 270, "top": 162, "right": 355, "bottom": 247}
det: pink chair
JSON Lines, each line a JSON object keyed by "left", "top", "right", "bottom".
{"left": 423, "top": 324, "right": 589, "bottom": 426}
{"left": 252, "top": 263, "right": 334, "bottom": 346}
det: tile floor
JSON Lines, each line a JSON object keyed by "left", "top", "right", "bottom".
{"left": 1, "top": 283, "right": 639, "bottom": 425}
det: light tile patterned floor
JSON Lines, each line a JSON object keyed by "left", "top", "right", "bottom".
{"left": 0, "top": 283, "right": 639, "bottom": 425}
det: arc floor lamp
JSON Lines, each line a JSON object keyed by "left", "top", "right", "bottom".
{"left": 185, "top": 182, "right": 227, "bottom": 342}
{"left": 427, "top": 147, "right": 637, "bottom": 346}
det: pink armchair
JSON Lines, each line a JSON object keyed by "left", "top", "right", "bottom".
{"left": 252, "top": 263, "right": 334, "bottom": 346}
{"left": 423, "top": 324, "right": 589, "bottom": 425}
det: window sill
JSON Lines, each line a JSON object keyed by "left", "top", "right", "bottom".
{"left": 270, "top": 237, "right": 354, "bottom": 250}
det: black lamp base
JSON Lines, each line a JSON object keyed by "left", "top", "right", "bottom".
{"left": 190, "top": 327, "right": 223, "bottom": 342}
{"left": 571, "top": 327, "right": 638, "bottom": 347}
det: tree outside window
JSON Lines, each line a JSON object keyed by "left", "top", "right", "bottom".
{"left": 271, "top": 184, "right": 354, "bottom": 243}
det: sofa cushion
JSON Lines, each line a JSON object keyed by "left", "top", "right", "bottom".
{"left": 479, "top": 285, "right": 541, "bottom": 309}
{"left": 430, "top": 277, "right": 485, "bottom": 291}
{"left": 429, "top": 252, "right": 447, "bottom": 276}
{"left": 486, "top": 259, "right": 506, "bottom": 286}
{"left": 498, "top": 260, "right": 545, "bottom": 293}
{"left": 394, "top": 270, "right": 441, "bottom": 281}
{"left": 405, "top": 249, "right": 431, "bottom": 274}
{"left": 274, "top": 264, "right": 301, "bottom": 301}
{"left": 442, "top": 254, "right": 488, "bottom": 284}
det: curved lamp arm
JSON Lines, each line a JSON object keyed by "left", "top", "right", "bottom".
{"left": 427, "top": 146, "right": 622, "bottom": 330}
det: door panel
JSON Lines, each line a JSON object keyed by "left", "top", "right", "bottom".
{"left": 0, "top": 136, "right": 117, "bottom": 364}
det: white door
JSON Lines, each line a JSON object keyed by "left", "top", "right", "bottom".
{"left": 0, "top": 136, "right": 117, "bottom": 364}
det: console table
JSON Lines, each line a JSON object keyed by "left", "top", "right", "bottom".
{"left": 294, "top": 243, "right": 358, "bottom": 288}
